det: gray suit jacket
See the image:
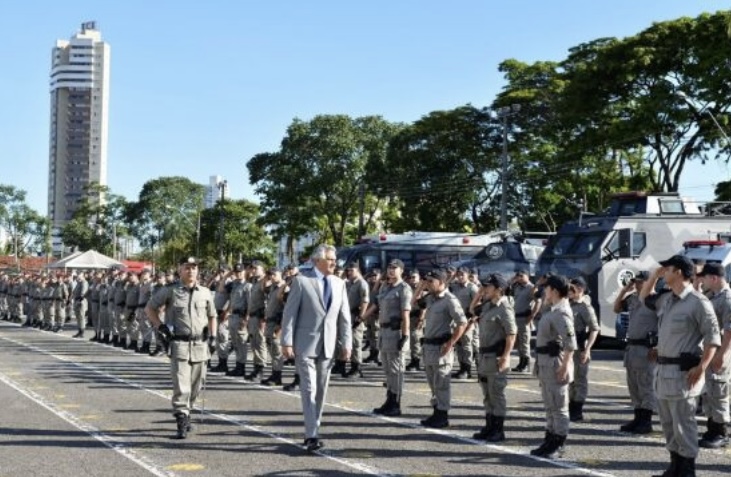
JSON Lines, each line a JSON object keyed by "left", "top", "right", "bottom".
{"left": 281, "top": 270, "right": 352, "bottom": 359}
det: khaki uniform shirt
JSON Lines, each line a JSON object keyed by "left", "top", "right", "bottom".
{"left": 570, "top": 296, "right": 600, "bottom": 350}
{"left": 478, "top": 296, "right": 517, "bottom": 352}
{"left": 247, "top": 277, "right": 266, "bottom": 317}
{"left": 451, "top": 282, "right": 478, "bottom": 317}
{"left": 346, "top": 276, "right": 369, "bottom": 313}
{"left": 377, "top": 281, "right": 412, "bottom": 325}
{"left": 512, "top": 282, "right": 535, "bottom": 317}
{"left": 422, "top": 290, "right": 466, "bottom": 364}
{"left": 535, "top": 299, "right": 577, "bottom": 367}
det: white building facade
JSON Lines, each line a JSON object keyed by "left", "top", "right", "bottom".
{"left": 48, "top": 21, "right": 110, "bottom": 237}
{"left": 204, "top": 175, "right": 230, "bottom": 208}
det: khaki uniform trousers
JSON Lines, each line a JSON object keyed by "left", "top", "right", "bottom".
{"left": 515, "top": 317, "right": 531, "bottom": 359}
{"left": 478, "top": 353, "right": 509, "bottom": 416}
{"left": 247, "top": 315, "right": 268, "bottom": 367}
{"left": 380, "top": 328, "right": 408, "bottom": 396}
{"left": 73, "top": 298, "right": 88, "bottom": 332}
{"left": 216, "top": 318, "right": 232, "bottom": 362}
{"left": 536, "top": 362, "right": 570, "bottom": 437}
{"left": 423, "top": 344, "right": 453, "bottom": 411}
{"left": 229, "top": 314, "right": 249, "bottom": 365}
{"left": 351, "top": 322, "right": 366, "bottom": 364}
{"left": 265, "top": 320, "right": 283, "bottom": 372}
{"left": 570, "top": 358, "right": 590, "bottom": 402}
{"left": 170, "top": 342, "right": 208, "bottom": 415}
{"left": 703, "top": 369, "right": 730, "bottom": 425}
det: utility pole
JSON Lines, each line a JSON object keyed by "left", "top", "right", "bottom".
{"left": 358, "top": 183, "right": 365, "bottom": 239}
{"left": 217, "top": 179, "right": 227, "bottom": 265}
{"left": 496, "top": 104, "right": 521, "bottom": 231}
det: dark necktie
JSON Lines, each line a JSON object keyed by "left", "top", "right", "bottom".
{"left": 323, "top": 276, "right": 332, "bottom": 311}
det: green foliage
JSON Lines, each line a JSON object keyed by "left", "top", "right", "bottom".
{"left": 0, "top": 184, "right": 48, "bottom": 258}
{"left": 61, "top": 183, "right": 128, "bottom": 255}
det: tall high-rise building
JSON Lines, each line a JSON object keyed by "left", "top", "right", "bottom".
{"left": 48, "top": 21, "right": 110, "bottom": 234}
{"left": 204, "top": 175, "right": 230, "bottom": 208}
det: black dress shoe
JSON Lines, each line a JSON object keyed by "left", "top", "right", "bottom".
{"left": 304, "top": 437, "right": 323, "bottom": 452}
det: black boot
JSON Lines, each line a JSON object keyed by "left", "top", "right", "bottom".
{"left": 127, "top": 340, "right": 138, "bottom": 352}
{"left": 512, "top": 356, "right": 527, "bottom": 373}
{"left": 632, "top": 408, "right": 654, "bottom": 435}
{"left": 422, "top": 409, "right": 449, "bottom": 429}
{"left": 454, "top": 363, "right": 472, "bottom": 380}
{"left": 699, "top": 418, "right": 728, "bottom": 449}
{"left": 226, "top": 362, "right": 246, "bottom": 377}
{"left": 364, "top": 349, "right": 380, "bottom": 365}
{"left": 345, "top": 362, "right": 363, "bottom": 379}
{"left": 653, "top": 451, "right": 680, "bottom": 477}
{"left": 110, "top": 335, "right": 119, "bottom": 347}
{"left": 210, "top": 359, "right": 229, "bottom": 374}
{"left": 540, "top": 433, "right": 566, "bottom": 459}
{"left": 174, "top": 412, "right": 189, "bottom": 439}
{"left": 569, "top": 400, "right": 584, "bottom": 422}
{"left": 530, "top": 431, "right": 553, "bottom": 456}
{"left": 261, "top": 370, "right": 283, "bottom": 386}
{"left": 139, "top": 342, "right": 151, "bottom": 354}
{"left": 406, "top": 358, "right": 421, "bottom": 372}
{"left": 283, "top": 373, "right": 300, "bottom": 391}
{"left": 382, "top": 391, "right": 402, "bottom": 417}
{"left": 245, "top": 364, "right": 264, "bottom": 381}
{"left": 102, "top": 333, "right": 110, "bottom": 344}
{"left": 620, "top": 408, "right": 640, "bottom": 433}
{"left": 473, "top": 414, "right": 493, "bottom": 440}
{"left": 72, "top": 330, "right": 84, "bottom": 338}
{"left": 88, "top": 333, "right": 98, "bottom": 342}
{"left": 373, "top": 391, "right": 395, "bottom": 415}
{"left": 674, "top": 455, "right": 696, "bottom": 477}
{"left": 331, "top": 360, "right": 346, "bottom": 376}
{"left": 486, "top": 415, "right": 505, "bottom": 442}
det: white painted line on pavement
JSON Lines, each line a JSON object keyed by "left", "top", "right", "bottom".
{"left": 0, "top": 333, "right": 394, "bottom": 477}
{"left": 0, "top": 371, "right": 177, "bottom": 477}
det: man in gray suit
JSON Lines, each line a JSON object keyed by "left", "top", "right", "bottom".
{"left": 282, "top": 244, "right": 352, "bottom": 452}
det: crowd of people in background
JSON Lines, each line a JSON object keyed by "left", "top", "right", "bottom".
{"left": 0, "top": 249, "right": 728, "bottom": 476}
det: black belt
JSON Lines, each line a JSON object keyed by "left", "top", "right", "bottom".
{"left": 480, "top": 341, "right": 506, "bottom": 354}
{"left": 423, "top": 335, "right": 451, "bottom": 346}
{"left": 627, "top": 338, "right": 651, "bottom": 347}
{"left": 535, "top": 341, "right": 563, "bottom": 357}
{"left": 172, "top": 335, "right": 203, "bottom": 342}
{"left": 136, "top": 303, "right": 147, "bottom": 309}
{"left": 516, "top": 311, "right": 531, "bottom": 318}
{"left": 656, "top": 356, "right": 682, "bottom": 365}
{"left": 232, "top": 309, "right": 245, "bottom": 315}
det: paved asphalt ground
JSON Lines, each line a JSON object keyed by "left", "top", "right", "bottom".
{"left": 0, "top": 321, "right": 729, "bottom": 477}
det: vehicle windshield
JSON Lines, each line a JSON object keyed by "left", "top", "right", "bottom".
{"left": 542, "top": 232, "right": 606, "bottom": 257}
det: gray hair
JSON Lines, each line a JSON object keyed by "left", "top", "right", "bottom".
{"left": 311, "top": 244, "right": 336, "bottom": 261}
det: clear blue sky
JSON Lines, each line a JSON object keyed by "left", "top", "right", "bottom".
{"left": 1, "top": 0, "right": 728, "bottom": 214}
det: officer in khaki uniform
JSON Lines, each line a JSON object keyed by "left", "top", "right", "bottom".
{"left": 697, "top": 263, "right": 731, "bottom": 449}
{"left": 371, "top": 259, "right": 411, "bottom": 417}
{"left": 343, "top": 262, "right": 370, "bottom": 378}
{"left": 406, "top": 270, "right": 426, "bottom": 372}
{"left": 640, "top": 255, "right": 721, "bottom": 476}
{"left": 471, "top": 273, "right": 516, "bottom": 442}
{"left": 614, "top": 271, "right": 659, "bottom": 434}
{"left": 246, "top": 260, "right": 268, "bottom": 380}
{"left": 511, "top": 270, "right": 536, "bottom": 373}
{"left": 71, "top": 273, "right": 89, "bottom": 338}
{"left": 146, "top": 257, "right": 216, "bottom": 439}
{"left": 124, "top": 273, "right": 140, "bottom": 351}
{"left": 530, "top": 274, "right": 577, "bottom": 459}
{"left": 567, "top": 277, "right": 600, "bottom": 422}
{"left": 449, "top": 267, "right": 479, "bottom": 380}
{"left": 419, "top": 269, "right": 467, "bottom": 429}
{"left": 221, "top": 264, "right": 251, "bottom": 376}
{"left": 261, "top": 267, "right": 286, "bottom": 386}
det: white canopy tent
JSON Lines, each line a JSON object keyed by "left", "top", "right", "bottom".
{"left": 46, "top": 250, "right": 123, "bottom": 270}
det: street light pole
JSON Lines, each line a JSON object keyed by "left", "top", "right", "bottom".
{"left": 217, "top": 179, "right": 227, "bottom": 265}
{"left": 676, "top": 91, "right": 731, "bottom": 147}
{"left": 496, "top": 104, "right": 521, "bottom": 231}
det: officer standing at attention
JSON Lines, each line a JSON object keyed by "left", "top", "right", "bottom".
{"left": 696, "top": 263, "right": 731, "bottom": 449}
{"left": 419, "top": 269, "right": 467, "bottom": 428}
{"left": 407, "top": 270, "right": 427, "bottom": 372}
{"left": 567, "top": 277, "right": 600, "bottom": 422}
{"left": 530, "top": 274, "right": 577, "bottom": 459}
{"left": 261, "top": 267, "right": 286, "bottom": 386}
{"left": 371, "top": 259, "right": 412, "bottom": 417}
{"left": 613, "top": 271, "right": 659, "bottom": 434}
{"left": 246, "top": 260, "right": 268, "bottom": 381}
{"left": 511, "top": 270, "right": 536, "bottom": 373}
{"left": 471, "top": 273, "right": 516, "bottom": 442}
{"left": 146, "top": 257, "right": 216, "bottom": 439}
{"left": 71, "top": 272, "right": 89, "bottom": 338}
{"left": 450, "top": 267, "right": 479, "bottom": 380}
{"left": 344, "top": 262, "right": 370, "bottom": 378}
{"left": 214, "top": 264, "right": 248, "bottom": 375}
{"left": 640, "top": 255, "right": 720, "bottom": 476}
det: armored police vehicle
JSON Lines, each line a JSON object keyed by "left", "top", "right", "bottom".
{"left": 336, "top": 232, "right": 501, "bottom": 275}
{"left": 536, "top": 192, "right": 731, "bottom": 338}
{"left": 447, "top": 232, "right": 545, "bottom": 279}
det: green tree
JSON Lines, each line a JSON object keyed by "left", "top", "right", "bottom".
{"left": 127, "top": 176, "right": 205, "bottom": 269}
{"left": 247, "top": 115, "right": 403, "bottom": 247}
{"left": 0, "top": 185, "right": 50, "bottom": 260}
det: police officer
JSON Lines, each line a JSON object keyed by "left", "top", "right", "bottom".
{"left": 246, "top": 260, "right": 268, "bottom": 381}
{"left": 407, "top": 270, "right": 426, "bottom": 372}
{"left": 363, "top": 270, "right": 383, "bottom": 365}
{"left": 223, "top": 264, "right": 251, "bottom": 377}
{"left": 697, "top": 263, "right": 731, "bottom": 448}
{"left": 614, "top": 271, "right": 658, "bottom": 434}
{"left": 111, "top": 272, "right": 128, "bottom": 347}
{"left": 371, "top": 259, "right": 411, "bottom": 417}
{"left": 344, "top": 262, "right": 370, "bottom": 378}
{"left": 135, "top": 270, "right": 154, "bottom": 354}
{"left": 73, "top": 273, "right": 89, "bottom": 338}
{"left": 419, "top": 269, "right": 467, "bottom": 428}
{"left": 511, "top": 270, "right": 536, "bottom": 373}
{"left": 640, "top": 255, "right": 721, "bottom": 476}
{"left": 450, "top": 267, "right": 479, "bottom": 380}
{"left": 567, "top": 277, "right": 600, "bottom": 422}
{"left": 124, "top": 272, "right": 140, "bottom": 351}
{"left": 261, "top": 267, "right": 286, "bottom": 385}
{"left": 471, "top": 273, "right": 516, "bottom": 442}
{"left": 146, "top": 257, "right": 216, "bottom": 439}
{"left": 530, "top": 274, "right": 577, "bottom": 459}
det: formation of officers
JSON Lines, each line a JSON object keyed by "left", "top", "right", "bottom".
{"left": 0, "top": 251, "right": 728, "bottom": 473}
